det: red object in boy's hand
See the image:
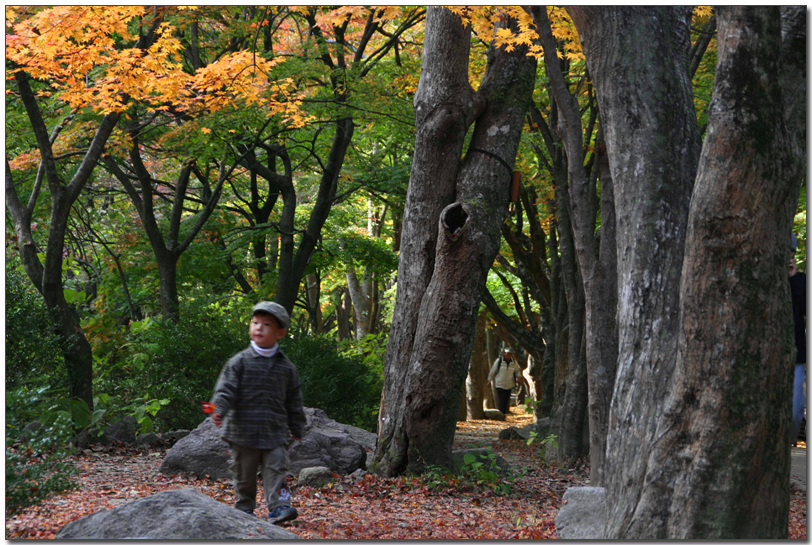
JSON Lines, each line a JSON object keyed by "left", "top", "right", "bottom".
{"left": 201, "top": 402, "right": 217, "bottom": 414}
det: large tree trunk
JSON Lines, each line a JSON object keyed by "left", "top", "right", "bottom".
{"left": 370, "top": 7, "right": 536, "bottom": 476}
{"left": 567, "top": 7, "right": 700, "bottom": 536}
{"left": 569, "top": 6, "right": 804, "bottom": 539}
{"left": 369, "top": 7, "right": 478, "bottom": 476}
{"left": 630, "top": 7, "right": 803, "bottom": 539}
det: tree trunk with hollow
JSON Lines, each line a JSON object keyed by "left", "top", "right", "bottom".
{"left": 370, "top": 7, "right": 536, "bottom": 476}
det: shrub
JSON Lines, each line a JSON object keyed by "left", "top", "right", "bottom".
{"left": 94, "top": 300, "right": 246, "bottom": 431}
{"left": 284, "top": 334, "right": 383, "bottom": 431}
{"left": 6, "top": 389, "right": 79, "bottom": 516}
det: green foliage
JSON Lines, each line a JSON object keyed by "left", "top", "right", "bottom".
{"left": 38, "top": 397, "right": 105, "bottom": 432}
{"left": 418, "top": 447, "right": 513, "bottom": 496}
{"left": 527, "top": 432, "right": 559, "bottom": 458}
{"left": 793, "top": 184, "right": 806, "bottom": 271}
{"left": 5, "top": 261, "right": 67, "bottom": 392}
{"left": 93, "top": 299, "right": 247, "bottom": 431}
{"left": 460, "top": 449, "right": 512, "bottom": 495}
{"left": 6, "top": 404, "right": 79, "bottom": 516}
{"left": 284, "top": 334, "right": 383, "bottom": 431}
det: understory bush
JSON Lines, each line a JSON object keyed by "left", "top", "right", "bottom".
{"left": 284, "top": 334, "right": 383, "bottom": 431}
{"left": 93, "top": 300, "right": 246, "bottom": 431}
{"left": 420, "top": 448, "right": 514, "bottom": 496}
{"left": 6, "top": 389, "right": 79, "bottom": 516}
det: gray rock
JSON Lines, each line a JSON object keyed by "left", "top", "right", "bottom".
{"left": 340, "top": 423, "right": 376, "bottom": 452}
{"left": 483, "top": 409, "right": 506, "bottom": 421}
{"left": 288, "top": 408, "right": 367, "bottom": 475}
{"left": 160, "top": 408, "right": 367, "bottom": 480}
{"left": 500, "top": 417, "right": 552, "bottom": 441}
{"left": 349, "top": 468, "right": 368, "bottom": 481}
{"left": 56, "top": 488, "right": 296, "bottom": 540}
{"left": 71, "top": 427, "right": 104, "bottom": 447}
{"left": 105, "top": 415, "right": 137, "bottom": 444}
{"left": 498, "top": 426, "right": 529, "bottom": 441}
{"left": 160, "top": 429, "right": 190, "bottom": 444}
{"left": 555, "top": 486, "right": 606, "bottom": 539}
{"left": 135, "top": 432, "right": 162, "bottom": 447}
{"left": 17, "top": 421, "right": 42, "bottom": 443}
{"left": 298, "top": 466, "right": 335, "bottom": 488}
{"left": 160, "top": 418, "right": 231, "bottom": 479}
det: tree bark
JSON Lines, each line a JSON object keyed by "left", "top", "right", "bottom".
{"left": 534, "top": 7, "right": 618, "bottom": 482}
{"left": 569, "top": 6, "right": 803, "bottom": 539}
{"left": 7, "top": 69, "right": 127, "bottom": 408}
{"left": 634, "top": 7, "right": 803, "bottom": 539}
{"left": 466, "top": 309, "right": 490, "bottom": 420}
{"left": 566, "top": 7, "right": 700, "bottom": 536}
{"left": 370, "top": 7, "right": 536, "bottom": 476}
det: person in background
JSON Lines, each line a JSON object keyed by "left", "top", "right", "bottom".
{"left": 488, "top": 346, "right": 523, "bottom": 415}
{"left": 210, "top": 301, "right": 306, "bottom": 524}
{"left": 789, "top": 233, "right": 806, "bottom": 444}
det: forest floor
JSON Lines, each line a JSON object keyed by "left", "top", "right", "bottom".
{"left": 6, "top": 412, "right": 808, "bottom": 540}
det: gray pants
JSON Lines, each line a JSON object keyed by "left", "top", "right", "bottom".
{"left": 229, "top": 444, "right": 290, "bottom": 512}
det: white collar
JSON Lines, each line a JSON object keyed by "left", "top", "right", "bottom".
{"left": 251, "top": 340, "right": 278, "bottom": 358}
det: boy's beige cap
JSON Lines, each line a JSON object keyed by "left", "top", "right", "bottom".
{"left": 252, "top": 301, "right": 290, "bottom": 329}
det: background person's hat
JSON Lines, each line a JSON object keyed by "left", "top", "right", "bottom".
{"left": 252, "top": 301, "right": 290, "bottom": 329}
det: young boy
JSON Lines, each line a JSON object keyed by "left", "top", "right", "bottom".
{"left": 210, "top": 301, "right": 306, "bottom": 524}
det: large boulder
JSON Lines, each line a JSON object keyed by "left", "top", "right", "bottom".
{"left": 555, "top": 486, "right": 606, "bottom": 539}
{"left": 160, "top": 418, "right": 231, "bottom": 480}
{"left": 339, "top": 423, "right": 376, "bottom": 452}
{"left": 288, "top": 408, "right": 367, "bottom": 475}
{"left": 160, "top": 407, "right": 367, "bottom": 480}
{"left": 56, "top": 488, "right": 296, "bottom": 540}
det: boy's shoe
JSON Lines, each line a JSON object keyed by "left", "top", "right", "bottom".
{"left": 240, "top": 509, "right": 254, "bottom": 517}
{"left": 268, "top": 505, "right": 298, "bottom": 524}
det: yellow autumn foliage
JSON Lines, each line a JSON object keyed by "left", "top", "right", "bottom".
{"left": 6, "top": 6, "right": 309, "bottom": 126}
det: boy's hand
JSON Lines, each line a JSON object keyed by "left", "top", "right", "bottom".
{"left": 212, "top": 413, "right": 223, "bottom": 427}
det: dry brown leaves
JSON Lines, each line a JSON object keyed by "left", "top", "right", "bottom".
{"left": 5, "top": 413, "right": 807, "bottom": 540}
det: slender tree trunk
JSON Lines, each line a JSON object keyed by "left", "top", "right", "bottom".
{"left": 466, "top": 309, "right": 489, "bottom": 420}
{"left": 305, "top": 273, "right": 323, "bottom": 333}
{"left": 546, "top": 178, "right": 588, "bottom": 461}
{"left": 534, "top": 7, "right": 618, "bottom": 481}
{"left": 278, "top": 117, "right": 354, "bottom": 314}
{"left": 8, "top": 69, "right": 126, "bottom": 408}
{"left": 370, "top": 7, "right": 536, "bottom": 476}
{"left": 336, "top": 287, "right": 353, "bottom": 342}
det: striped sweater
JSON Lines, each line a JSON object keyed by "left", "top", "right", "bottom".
{"left": 210, "top": 346, "right": 306, "bottom": 449}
